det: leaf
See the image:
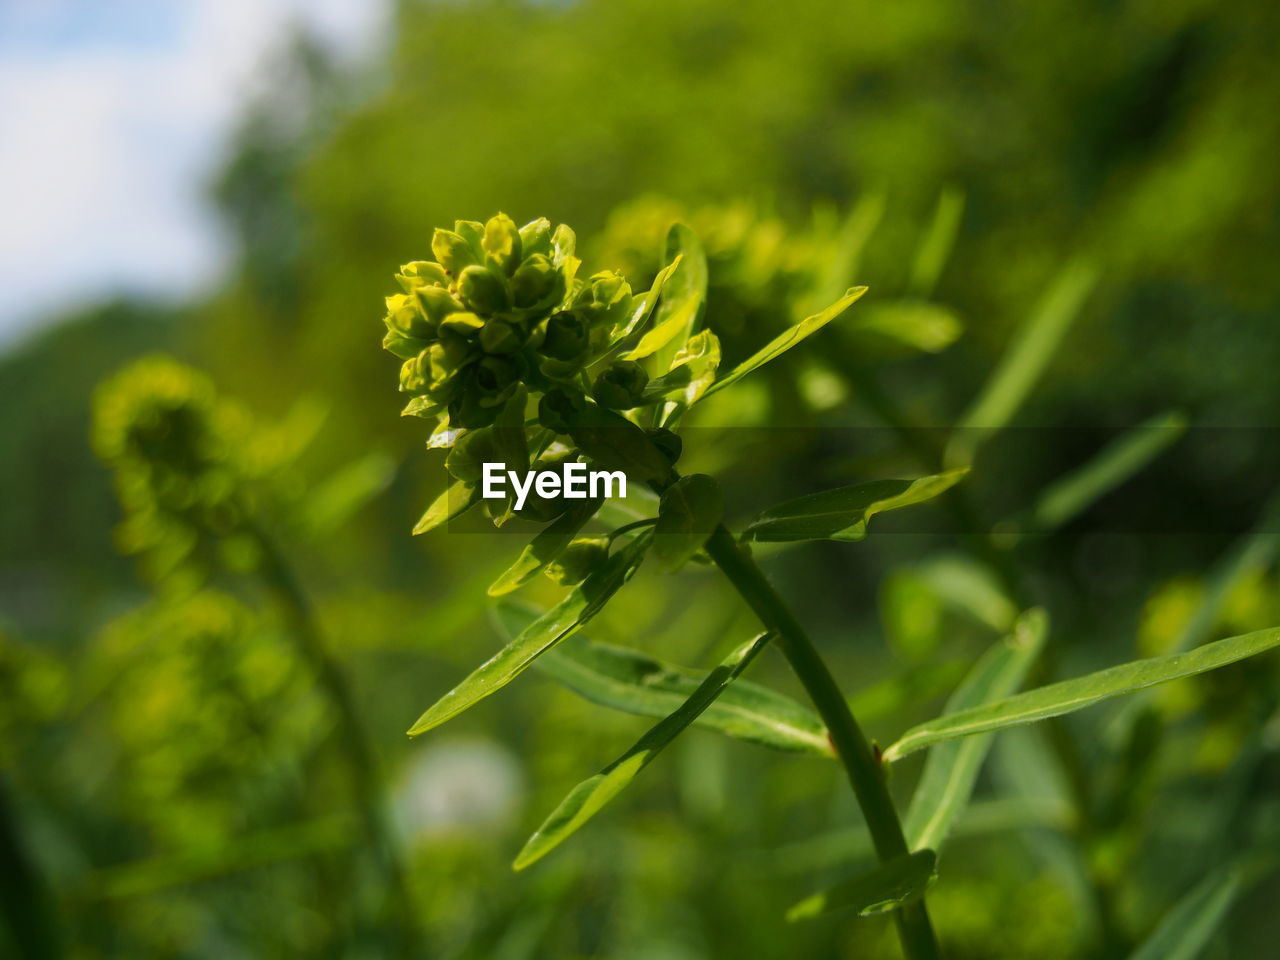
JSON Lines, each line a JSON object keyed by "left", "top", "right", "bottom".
{"left": 912, "top": 553, "right": 1019, "bottom": 633}
{"left": 412, "top": 480, "right": 478, "bottom": 535}
{"left": 513, "top": 631, "right": 773, "bottom": 869}
{"left": 949, "top": 260, "right": 1098, "bottom": 463}
{"left": 406, "top": 531, "right": 653, "bottom": 736}
{"left": 902, "top": 610, "right": 1048, "bottom": 852}
{"left": 640, "top": 330, "right": 721, "bottom": 406}
{"left": 744, "top": 469, "right": 968, "bottom": 543}
{"left": 1026, "top": 411, "right": 1187, "bottom": 532}
{"left": 487, "top": 497, "right": 603, "bottom": 597}
{"left": 653, "top": 474, "right": 724, "bottom": 571}
{"left": 622, "top": 294, "right": 701, "bottom": 361}
{"left": 609, "top": 255, "right": 683, "bottom": 345}
{"left": 786, "top": 850, "right": 937, "bottom": 922}
{"left": 648, "top": 223, "right": 708, "bottom": 372}
{"left": 908, "top": 186, "right": 965, "bottom": 298}
{"left": 495, "top": 603, "right": 831, "bottom": 756}
{"left": 850, "top": 301, "right": 963, "bottom": 354}
{"left": 1127, "top": 862, "right": 1248, "bottom": 960}
{"left": 883, "top": 625, "right": 1280, "bottom": 763}
{"left": 703, "top": 286, "right": 868, "bottom": 400}
{"left": 565, "top": 402, "right": 674, "bottom": 486}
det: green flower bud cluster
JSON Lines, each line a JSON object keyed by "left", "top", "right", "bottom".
{"left": 93, "top": 356, "right": 258, "bottom": 583}
{"left": 386, "top": 213, "right": 648, "bottom": 432}
{"left": 383, "top": 214, "right": 687, "bottom": 526}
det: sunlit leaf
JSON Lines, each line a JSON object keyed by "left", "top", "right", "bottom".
{"left": 884, "top": 625, "right": 1280, "bottom": 763}
{"left": 407, "top": 531, "right": 653, "bottom": 736}
{"left": 902, "top": 610, "right": 1048, "bottom": 852}
{"left": 786, "top": 850, "right": 937, "bottom": 921}
{"left": 412, "top": 480, "right": 478, "bottom": 535}
{"left": 702, "top": 286, "right": 868, "bottom": 399}
{"left": 495, "top": 602, "right": 831, "bottom": 756}
{"left": 513, "top": 631, "right": 773, "bottom": 869}
{"left": 487, "top": 497, "right": 604, "bottom": 596}
{"left": 744, "top": 469, "right": 968, "bottom": 543}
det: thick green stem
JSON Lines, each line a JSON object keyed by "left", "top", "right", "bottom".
{"left": 703, "top": 525, "right": 940, "bottom": 960}
{"left": 249, "top": 525, "right": 416, "bottom": 954}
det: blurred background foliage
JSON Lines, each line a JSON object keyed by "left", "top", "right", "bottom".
{"left": 3, "top": 0, "right": 1280, "bottom": 957}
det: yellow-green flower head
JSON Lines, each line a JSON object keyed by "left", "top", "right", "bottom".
{"left": 93, "top": 355, "right": 258, "bottom": 584}
{"left": 382, "top": 214, "right": 689, "bottom": 531}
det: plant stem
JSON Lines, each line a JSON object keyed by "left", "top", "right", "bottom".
{"left": 249, "top": 524, "right": 417, "bottom": 955}
{"left": 703, "top": 524, "right": 940, "bottom": 960}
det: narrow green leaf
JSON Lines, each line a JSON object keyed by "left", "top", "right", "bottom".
{"left": 703, "top": 286, "right": 868, "bottom": 400}
{"left": 908, "top": 186, "right": 965, "bottom": 298}
{"left": 884, "top": 625, "right": 1280, "bottom": 763}
{"left": 412, "top": 480, "right": 477, "bottom": 535}
{"left": 786, "top": 850, "right": 937, "bottom": 922}
{"left": 850, "top": 301, "right": 962, "bottom": 354}
{"left": 1027, "top": 411, "right": 1187, "bottom": 532}
{"left": 622, "top": 294, "right": 700, "bottom": 361}
{"left": 913, "top": 554, "right": 1018, "bottom": 633}
{"left": 514, "top": 632, "right": 773, "bottom": 869}
{"left": 744, "top": 469, "right": 968, "bottom": 543}
{"left": 950, "top": 260, "right": 1098, "bottom": 462}
{"left": 903, "top": 610, "right": 1048, "bottom": 852}
{"left": 487, "top": 497, "right": 604, "bottom": 597}
{"left": 1128, "top": 862, "right": 1247, "bottom": 960}
{"left": 653, "top": 474, "right": 724, "bottom": 571}
{"left": 407, "top": 531, "right": 652, "bottom": 736}
{"left": 495, "top": 602, "right": 831, "bottom": 756}
{"left": 640, "top": 330, "right": 721, "bottom": 407}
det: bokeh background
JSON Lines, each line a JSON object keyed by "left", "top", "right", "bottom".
{"left": 3, "top": 1, "right": 1280, "bottom": 957}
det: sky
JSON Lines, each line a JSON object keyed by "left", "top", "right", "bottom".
{"left": 0, "top": 0, "right": 389, "bottom": 348}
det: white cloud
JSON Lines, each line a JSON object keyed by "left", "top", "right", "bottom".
{"left": 0, "top": 0, "right": 388, "bottom": 346}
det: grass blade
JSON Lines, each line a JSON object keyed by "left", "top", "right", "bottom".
{"left": 407, "top": 531, "right": 652, "bottom": 736}
{"left": 884, "top": 625, "right": 1280, "bottom": 762}
{"left": 903, "top": 610, "right": 1048, "bottom": 852}
{"left": 1026, "top": 411, "right": 1187, "bottom": 532}
{"left": 744, "top": 469, "right": 968, "bottom": 543}
{"left": 908, "top": 186, "right": 965, "bottom": 298}
{"left": 495, "top": 602, "right": 832, "bottom": 756}
{"left": 786, "top": 850, "right": 937, "bottom": 921}
{"left": 1127, "top": 862, "right": 1248, "bottom": 960}
{"left": 487, "top": 497, "right": 603, "bottom": 596}
{"left": 703, "top": 286, "right": 868, "bottom": 400}
{"left": 949, "top": 260, "right": 1097, "bottom": 463}
{"left": 513, "top": 632, "right": 774, "bottom": 869}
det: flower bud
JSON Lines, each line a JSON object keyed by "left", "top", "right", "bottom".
{"left": 397, "top": 260, "right": 449, "bottom": 292}
{"left": 427, "top": 338, "right": 471, "bottom": 380}
{"left": 646, "top": 427, "right": 683, "bottom": 465}
{"left": 538, "top": 387, "right": 586, "bottom": 434}
{"left": 541, "top": 311, "right": 589, "bottom": 361}
{"left": 475, "top": 355, "right": 520, "bottom": 395}
{"left": 445, "top": 426, "right": 499, "bottom": 482}
{"left": 518, "top": 218, "right": 553, "bottom": 259}
{"left": 415, "top": 285, "right": 462, "bottom": 326}
{"left": 400, "top": 355, "right": 429, "bottom": 394}
{"left": 479, "top": 319, "right": 522, "bottom": 355}
{"left": 432, "top": 228, "right": 480, "bottom": 276}
{"left": 385, "top": 294, "right": 433, "bottom": 339}
{"left": 511, "top": 254, "right": 559, "bottom": 309}
{"left": 483, "top": 213, "right": 522, "bottom": 275}
{"left": 593, "top": 360, "right": 650, "bottom": 410}
{"left": 545, "top": 537, "right": 609, "bottom": 586}
{"left": 457, "top": 265, "right": 511, "bottom": 315}
{"left": 439, "top": 311, "right": 485, "bottom": 337}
